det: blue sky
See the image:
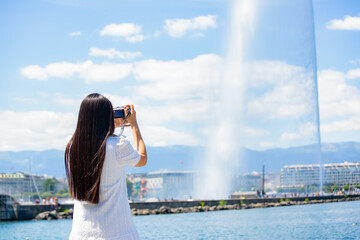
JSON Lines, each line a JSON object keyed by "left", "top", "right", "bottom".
{"left": 0, "top": 0, "right": 360, "bottom": 151}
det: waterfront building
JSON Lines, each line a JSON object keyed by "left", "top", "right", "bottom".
{"left": 56, "top": 178, "right": 69, "bottom": 191}
{"left": 235, "top": 172, "right": 261, "bottom": 191}
{"left": 126, "top": 173, "right": 147, "bottom": 199}
{"left": 146, "top": 169, "right": 197, "bottom": 200}
{"left": 0, "top": 172, "right": 57, "bottom": 196}
{"left": 281, "top": 162, "right": 360, "bottom": 187}
{"left": 234, "top": 172, "right": 281, "bottom": 192}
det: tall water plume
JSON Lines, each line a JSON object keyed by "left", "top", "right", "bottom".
{"left": 196, "top": 0, "right": 322, "bottom": 199}
{"left": 196, "top": 0, "right": 257, "bottom": 199}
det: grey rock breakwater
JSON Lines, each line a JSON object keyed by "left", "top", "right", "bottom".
{"left": 131, "top": 196, "right": 360, "bottom": 216}
{"left": 34, "top": 208, "right": 73, "bottom": 220}
{"left": 31, "top": 195, "right": 360, "bottom": 220}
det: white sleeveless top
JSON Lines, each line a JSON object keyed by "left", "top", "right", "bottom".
{"left": 69, "top": 136, "right": 141, "bottom": 240}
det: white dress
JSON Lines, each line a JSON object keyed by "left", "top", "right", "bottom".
{"left": 69, "top": 136, "right": 141, "bottom": 240}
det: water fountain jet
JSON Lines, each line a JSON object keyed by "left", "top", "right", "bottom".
{"left": 196, "top": 0, "right": 323, "bottom": 199}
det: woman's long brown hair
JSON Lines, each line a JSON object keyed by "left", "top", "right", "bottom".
{"left": 65, "top": 93, "right": 115, "bottom": 204}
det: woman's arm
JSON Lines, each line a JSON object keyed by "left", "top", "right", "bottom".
{"left": 126, "top": 105, "right": 147, "bottom": 167}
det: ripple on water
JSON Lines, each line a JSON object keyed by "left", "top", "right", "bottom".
{"left": 0, "top": 201, "right": 359, "bottom": 240}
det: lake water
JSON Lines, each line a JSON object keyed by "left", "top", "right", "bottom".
{"left": 1, "top": 201, "right": 359, "bottom": 239}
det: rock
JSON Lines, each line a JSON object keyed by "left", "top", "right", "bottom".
{"left": 151, "top": 209, "right": 159, "bottom": 215}
{"left": 48, "top": 210, "right": 58, "bottom": 220}
{"left": 203, "top": 206, "right": 210, "bottom": 212}
{"left": 209, "top": 206, "right": 217, "bottom": 211}
{"left": 216, "top": 205, "right": 225, "bottom": 211}
{"left": 182, "top": 208, "right": 189, "bottom": 213}
{"left": 142, "top": 209, "right": 150, "bottom": 215}
{"left": 253, "top": 203, "right": 264, "bottom": 208}
{"left": 57, "top": 212, "right": 68, "bottom": 219}
{"left": 35, "top": 211, "right": 50, "bottom": 220}
{"left": 170, "top": 208, "right": 181, "bottom": 214}
{"left": 176, "top": 207, "right": 184, "bottom": 213}
{"left": 242, "top": 204, "right": 251, "bottom": 209}
{"left": 135, "top": 209, "right": 150, "bottom": 215}
{"left": 132, "top": 208, "right": 137, "bottom": 215}
{"left": 159, "top": 206, "right": 171, "bottom": 214}
{"left": 68, "top": 208, "right": 74, "bottom": 215}
{"left": 190, "top": 207, "right": 199, "bottom": 212}
{"left": 58, "top": 212, "right": 67, "bottom": 216}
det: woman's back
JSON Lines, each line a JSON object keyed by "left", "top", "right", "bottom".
{"left": 66, "top": 94, "right": 147, "bottom": 240}
{"left": 70, "top": 136, "right": 141, "bottom": 240}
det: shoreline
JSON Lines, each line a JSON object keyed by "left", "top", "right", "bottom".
{"left": 131, "top": 194, "right": 360, "bottom": 216}
{"left": 2, "top": 194, "right": 359, "bottom": 221}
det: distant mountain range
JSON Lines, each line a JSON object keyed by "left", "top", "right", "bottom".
{"left": 0, "top": 142, "right": 359, "bottom": 178}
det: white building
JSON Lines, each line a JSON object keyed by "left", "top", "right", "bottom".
{"left": 234, "top": 172, "right": 281, "bottom": 192}
{"left": 146, "top": 170, "right": 197, "bottom": 200}
{"left": 0, "top": 172, "right": 57, "bottom": 196}
{"left": 281, "top": 162, "right": 360, "bottom": 187}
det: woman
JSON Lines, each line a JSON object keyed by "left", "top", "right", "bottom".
{"left": 65, "top": 93, "right": 147, "bottom": 240}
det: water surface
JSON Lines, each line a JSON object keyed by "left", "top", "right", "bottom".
{"left": 0, "top": 201, "right": 359, "bottom": 239}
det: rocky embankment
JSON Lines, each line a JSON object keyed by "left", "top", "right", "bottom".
{"left": 34, "top": 196, "right": 360, "bottom": 220}
{"left": 35, "top": 209, "right": 73, "bottom": 220}
{"left": 131, "top": 196, "right": 360, "bottom": 216}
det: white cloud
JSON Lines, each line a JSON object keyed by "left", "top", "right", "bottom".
{"left": 246, "top": 61, "right": 306, "bottom": 87}
{"left": 53, "top": 94, "right": 81, "bottom": 107}
{"left": 89, "top": 47, "right": 142, "bottom": 59}
{"left": 315, "top": 68, "right": 360, "bottom": 141}
{"left": 164, "top": 14, "right": 217, "bottom": 37}
{"left": 326, "top": 15, "right": 360, "bottom": 30}
{"left": 100, "top": 23, "right": 145, "bottom": 42}
{"left": 104, "top": 93, "right": 211, "bottom": 125}
{"left": 259, "top": 141, "right": 278, "bottom": 149}
{"left": 318, "top": 69, "right": 360, "bottom": 119}
{"left": 246, "top": 61, "right": 315, "bottom": 119}
{"left": 280, "top": 122, "right": 317, "bottom": 142}
{"left": 252, "top": 122, "right": 319, "bottom": 150}
{"left": 347, "top": 68, "right": 360, "bottom": 79}
{"left": 321, "top": 117, "right": 360, "bottom": 133}
{"left": 141, "top": 125, "right": 200, "bottom": 146}
{"left": 0, "top": 110, "right": 77, "bottom": 151}
{"left": 243, "top": 127, "right": 269, "bottom": 137}
{"left": 20, "top": 65, "right": 48, "bottom": 80}
{"left": 133, "top": 54, "right": 222, "bottom": 100}
{"left": 79, "top": 62, "right": 133, "bottom": 83}
{"left": 102, "top": 93, "right": 137, "bottom": 108}
{"left": 21, "top": 60, "right": 132, "bottom": 83}
{"left": 126, "top": 34, "right": 145, "bottom": 43}
{"left": 19, "top": 54, "right": 360, "bottom": 149}
{"left": 68, "top": 31, "right": 81, "bottom": 37}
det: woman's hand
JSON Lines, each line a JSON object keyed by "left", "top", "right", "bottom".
{"left": 114, "top": 105, "right": 136, "bottom": 128}
{"left": 123, "top": 104, "right": 147, "bottom": 167}
{"left": 124, "top": 104, "right": 137, "bottom": 128}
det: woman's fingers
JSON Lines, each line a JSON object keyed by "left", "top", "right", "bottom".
{"left": 124, "top": 104, "right": 133, "bottom": 114}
